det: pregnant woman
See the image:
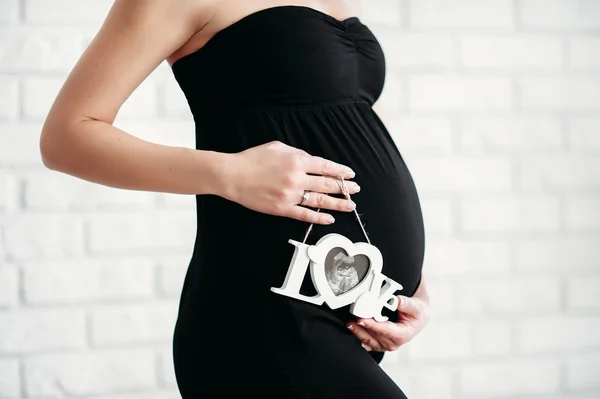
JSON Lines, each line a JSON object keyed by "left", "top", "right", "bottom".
{"left": 40, "top": 0, "right": 430, "bottom": 397}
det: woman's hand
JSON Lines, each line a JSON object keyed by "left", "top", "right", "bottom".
{"left": 220, "top": 140, "right": 360, "bottom": 225}
{"left": 347, "top": 277, "right": 430, "bottom": 352}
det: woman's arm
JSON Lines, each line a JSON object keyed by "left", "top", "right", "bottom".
{"left": 39, "top": 0, "right": 359, "bottom": 224}
{"left": 40, "top": 0, "right": 221, "bottom": 195}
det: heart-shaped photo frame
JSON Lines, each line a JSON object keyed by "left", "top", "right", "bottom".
{"left": 307, "top": 233, "right": 383, "bottom": 310}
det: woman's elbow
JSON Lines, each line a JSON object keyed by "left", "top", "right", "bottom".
{"left": 40, "top": 125, "right": 62, "bottom": 171}
{"left": 39, "top": 118, "right": 75, "bottom": 172}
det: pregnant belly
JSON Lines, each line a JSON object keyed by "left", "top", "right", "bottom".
{"left": 194, "top": 102, "right": 425, "bottom": 300}
{"left": 194, "top": 168, "right": 425, "bottom": 315}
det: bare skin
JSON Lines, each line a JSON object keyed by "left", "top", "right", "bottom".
{"left": 40, "top": 0, "right": 428, "bottom": 351}
{"left": 347, "top": 276, "right": 430, "bottom": 352}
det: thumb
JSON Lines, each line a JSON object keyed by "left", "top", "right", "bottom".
{"left": 397, "top": 295, "right": 420, "bottom": 317}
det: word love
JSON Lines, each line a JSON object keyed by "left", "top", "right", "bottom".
{"left": 271, "top": 233, "right": 403, "bottom": 322}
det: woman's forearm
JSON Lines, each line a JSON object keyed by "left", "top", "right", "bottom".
{"left": 40, "top": 118, "right": 230, "bottom": 196}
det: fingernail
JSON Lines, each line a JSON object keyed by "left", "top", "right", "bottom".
{"left": 355, "top": 184, "right": 361, "bottom": 192}
{"left": 328, "top": 216, "right": 335, "bottom": 224}
{"left": 347, "top": 324, "right": 353, "bottom": 330}
{"left": 346, "top": 201, "right": 356, "bottom": 210}
{"left": 358, "top": 321, "right": 365, "bottom": 326}
{"left": 348, "top": 169, "right": 356, "bottom": 178}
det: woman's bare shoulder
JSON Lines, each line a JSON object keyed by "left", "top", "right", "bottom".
{"left": 42, "top": 0, "right": 217, "bottom": 130}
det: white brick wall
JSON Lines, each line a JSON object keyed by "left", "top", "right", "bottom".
{"left": 520, "top": 0, "right": 600, "bottom": 30}
{"left": 23, "top": 350, "right": 156, "bottom": 396}
{"left": 0, "top": 1, "right": 599, "bottom": 398}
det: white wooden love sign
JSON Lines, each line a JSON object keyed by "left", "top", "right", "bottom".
{"left": 271, "top": 233, "right": 403, "bottom": 322}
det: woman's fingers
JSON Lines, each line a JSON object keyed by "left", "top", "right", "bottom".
{"left": 297, "top": 175, "right": 360, "bottom": 213}
{"left": 350, "top": 320, "right": 406, "bottom": 352}
{"left": 284, "top": 206, "right": 336, "bottom": 225}
{"left": 357, "top": 319, "right": 401, "bottom": 340}
{"left": 305, "top": 175, "right": 360, "bottom": 195}
{"left": 299, "top": 191, "right": 356, "bottom": 212}
{"left": 301, "top": 155, "right": 355, "bottom": 179}
{"left": 356, "top": 319, "right": 407, "bottom": 350}
{"left": 347, "top": 322, "right": 382, "bottom": 352}
{"left": 397, "top": 295, "right": 425, "bottom": 319}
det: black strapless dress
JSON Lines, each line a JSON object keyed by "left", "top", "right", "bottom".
{"left": 170, "top": 6, "right": 425, "bottom": 398}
